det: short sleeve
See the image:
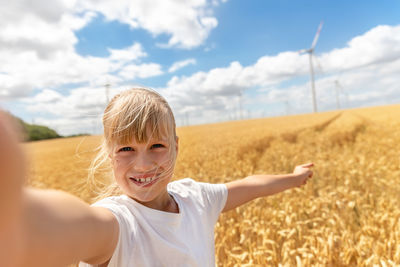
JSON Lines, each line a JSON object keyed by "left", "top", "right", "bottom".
{"left": 79, "top": 197, "right": 135, "bottom": 267}
{"left": 196, "top": 182, "right": 228, "bottom": 224}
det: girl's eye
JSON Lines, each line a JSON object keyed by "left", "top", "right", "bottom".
{"left": 119, "top": 147, "right": 133, "bottom": 152}
{"left": 151, "top": 144, "right": 165, "bottom": 149}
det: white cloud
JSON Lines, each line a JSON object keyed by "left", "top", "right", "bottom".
{"left": 0, "top": 72, "right": 33, "bottom": 98}
{"left": 76, "top": 0, "right": 223, "bottom": 49}
{"left": 25, "top": 87, "right": 106, "bottom": 116}
{"left": 168, "top": 58, "right": 197, "bottom": 73}
{"left": 162, "top": 51, "right": 309, "bottom": 109}
{"left": 22, "top": 84, "right": 145, "bottom": 135}
{"left": 165, "top": 61, "right": 245, "bottom": 97}
{"left": 241, "top": 52, "right": 309, "bottom": 86}
{"left": 33, "top": 116, "right": 102, "bottom": 136}
{"left": 0, "top": 37, "right": 161, "bottom": 100}
{"left": 160, "top": 52, "right": 309, "bottom": 117}
{"left": 0, "top": 0, "right": 69, "bottom": 24}
{"left": 23, "top": 89, "right": 63, "bottom": 104}
{"left": 250, "top": 58, "right": 400, "bottom": 114}
{"left": 0, "top": 0, "right": 225, "bottom": 102}
{"left": 320, "top": 25, "right": 400, "bottom": 72}
{"left": 1, "top": 0, "right": 224, "bottom": 52}
{"left": 108, "top": 43, "right": 147, "bottom": 63}
{"left": 0, "top": 5, "right": 94, "bottom": 59}
{"left": 118, "top": 63, "right": 163, "bottom": 80}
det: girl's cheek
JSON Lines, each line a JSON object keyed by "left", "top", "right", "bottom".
{"left": 155, "top": 152, "right": 171, "bottom": 163}
{"left": 159, "top": 156, "right": 175, "bottom": 169}
{"left": 113, "top": 155, "right": 134, "bottom": 168}
{"left": 121, "top": 156, "right": 136, "bottom": 166}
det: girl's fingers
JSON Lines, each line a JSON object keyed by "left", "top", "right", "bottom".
{"left": 302, "top": 162, "right": 314, "bottom": 168}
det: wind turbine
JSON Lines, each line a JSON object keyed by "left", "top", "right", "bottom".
{"left": 104, "top": 82, "right": 111, "bottom": 104}
{"left": 238, "top": 90, "right": 243, "bottom": 120}
{"left": 334, "top": 79, "right": 349, "bottom": 109}
{"left": 334, "top": 80, "right": 341, "bottom": 109}
{"left": 299, "top": 21, "right": 324, "bottom": 113}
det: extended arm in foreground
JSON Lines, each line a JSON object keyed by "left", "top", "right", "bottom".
{"left": 0, "top": 111, "right": 119, "bottom": 267}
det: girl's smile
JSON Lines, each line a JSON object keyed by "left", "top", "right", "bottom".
{"left": 129, "top": 173, "right": 161, "bottom": 187}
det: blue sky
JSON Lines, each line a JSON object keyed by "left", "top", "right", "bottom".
{"left": 1, "top": 0, "right": 400, "bottom": 135}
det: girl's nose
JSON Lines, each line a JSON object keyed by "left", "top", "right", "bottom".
{"left": 133, "top": 153, "right": 153, "bottom": 172}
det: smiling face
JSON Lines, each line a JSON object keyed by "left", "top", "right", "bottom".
{"left": 102, "top": 88, "right": 178, "bottom": 209}
{"left": 110, "top": 133, "right": 178, "bottom": 206}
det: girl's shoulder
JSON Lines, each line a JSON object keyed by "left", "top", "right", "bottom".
{"left": 168, "top": 178, "right": 226, "bottom": 200}
{"left": 91, "top": 195, "right": 139, "bottom": 232}
{"left": 91, "top": 195, "right": 135, "bottom": 216}
{"left": 168, "top": 178, "right": 200, "bottom": 197}
{"left": 92, "top": 195, "right": 127, "bottom": 206}
{"left": 168, "top": 178, "right": 228, "bottom": 223}
{"left": 168, "top": 177, "right": 196, "bottom": 187}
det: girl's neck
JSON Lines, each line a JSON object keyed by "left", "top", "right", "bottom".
{"left": 132, "top": 191, "right": 179, "bottom": 213}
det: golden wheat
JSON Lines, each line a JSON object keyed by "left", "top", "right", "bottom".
{"left": 25, "top": 104, "right": 400, "bottom": 266}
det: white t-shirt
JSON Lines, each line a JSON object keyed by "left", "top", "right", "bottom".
{"left": 79, "top": 178, "right": 228, "bottom": 267}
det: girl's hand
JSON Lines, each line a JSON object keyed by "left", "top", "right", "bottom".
{"left": 292, "top": 163, "right": 314, "bottom": 187}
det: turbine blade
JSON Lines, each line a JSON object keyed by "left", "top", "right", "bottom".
{"left": 298, "top": 48, "right": 309, "bottom": 54}
{"left": 311, "top": 21, "right": 324, "bottom": 49}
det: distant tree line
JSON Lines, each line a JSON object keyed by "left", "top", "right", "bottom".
{"left": 15, "top": 117, "right": 61, "bottom": 141}
{"left": 22, "top": 121, "right": 61, "bottom": 141}
{"left": 5, "top": 112, "right": 89, "bottom": 141}
{"left": 3, "top": 112, "right": 59, "bottom": 141}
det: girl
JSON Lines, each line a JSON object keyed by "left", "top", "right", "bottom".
{"left": 0, "top": 88, "right": 313, "bottom": 267}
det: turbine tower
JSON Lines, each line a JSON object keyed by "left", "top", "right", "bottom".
{"left": 299, "top": 21, "right": 323, "bottom": 113}
{"left": 334, "top": 80, "right": 342, "bottom": 109}
{"left": 334, "top": 79, "right": 349, "bottom": 109}
{"left": 104, "top": 82, "right": 111, "bottom": 104}
{"left": 238, "top": 90, "right": 243, "bottom": 120}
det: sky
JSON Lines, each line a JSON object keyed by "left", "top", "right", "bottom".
{"left": 1, "top": 0, "right": 400, "bottom": 135}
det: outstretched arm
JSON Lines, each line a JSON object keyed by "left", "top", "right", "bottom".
{"left": 0, "top": 111, "right": 119, "bottom": 267}
{"left": 21, "top": 189, "right": 119, "bottom": 266}
{"left": 222, "top": 163, "right": 314, "bottom": 213}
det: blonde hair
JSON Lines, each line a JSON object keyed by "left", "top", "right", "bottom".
{"left": 88, "top": 88, "right": 177, "bottom": 202}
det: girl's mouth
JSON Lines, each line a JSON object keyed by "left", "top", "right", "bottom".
{"left": 129, "top": 174, "right": 160, "bottom": 187}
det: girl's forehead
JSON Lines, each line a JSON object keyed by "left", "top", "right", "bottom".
{"left": 113, "top": 120, "right": 171, "bottom": 139}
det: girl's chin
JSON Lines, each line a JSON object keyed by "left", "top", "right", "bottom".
{"left": 125, "top": 186, "right": 164, "bottom": 202}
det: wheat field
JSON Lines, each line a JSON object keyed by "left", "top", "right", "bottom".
{"left": 24, "top": 104, "right": 400, "bottom": 266}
